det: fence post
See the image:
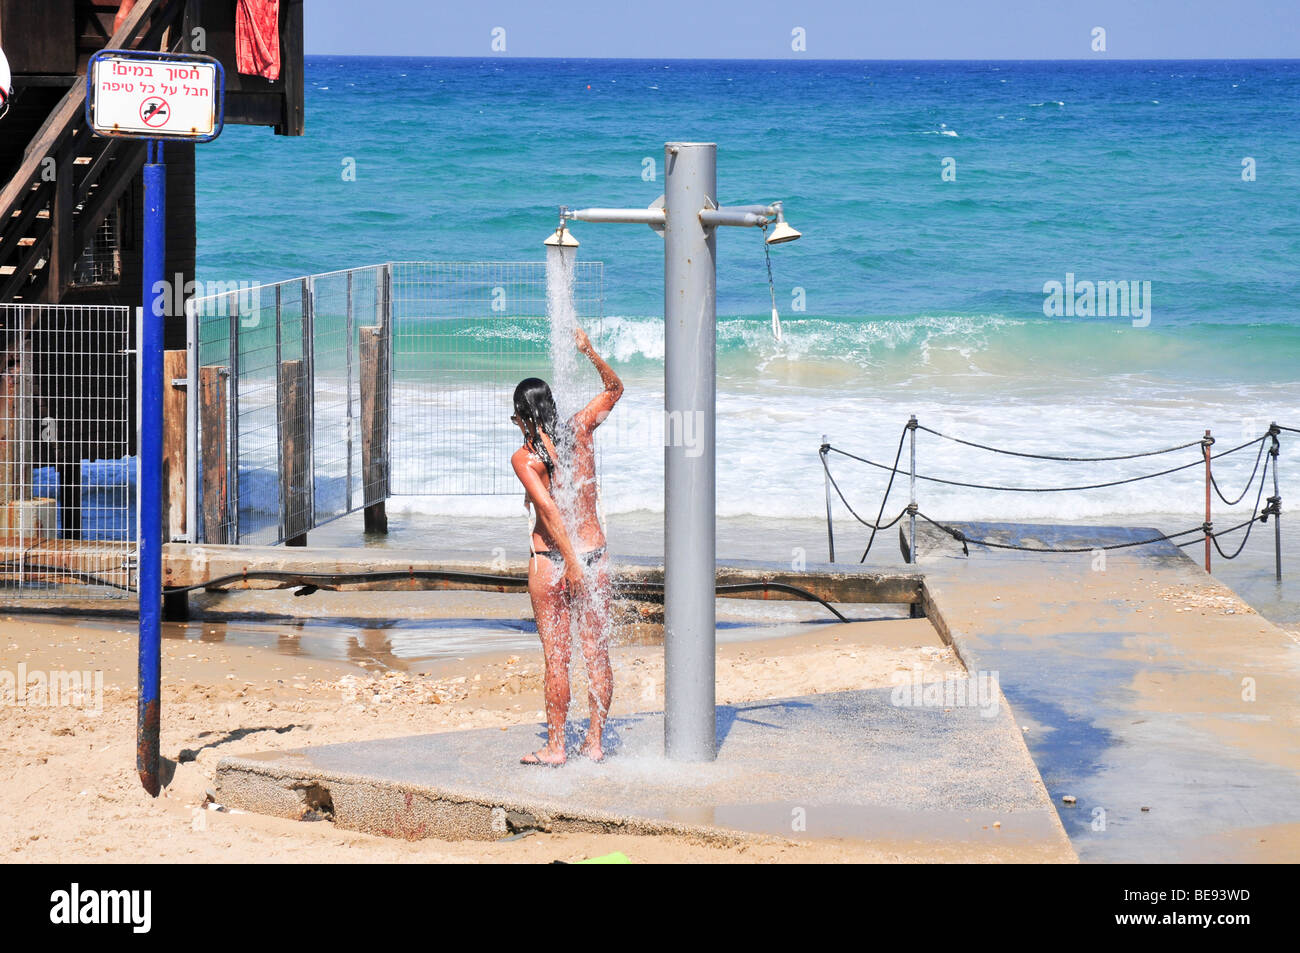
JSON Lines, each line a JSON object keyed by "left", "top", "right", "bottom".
{"left": 280, "top": 359, "right": 310, "bottom": 547}
{"left": 908, "top": 414, "right": 918, "bottom": 565}
{"left": 162, "top": 350, "right": 187, "bottom": 541}
{"left": 199, "top": 366, "right": 229, "bottom": 544}
{"left": 1203, "top": 429, "right": 1214, "bottom": 573}
{"left": 226, "top": 295, "right": 241, "bottom": 543}
{"left": 302, "top": 277, "right": 316, "bottom": 534}
{"left": 0, "top": 330, "right": 32, "bottom": 527}
{"left": 273, "top": 283, "right": 283, "bottom": 536}
{"left": 821, "top": 434, "right": 834, "bottom": 562}
{"left": 360, "top": 262, "right": 392, "bottom": 534}
{"left": 382, "top": 263, "right": 393, "bottom": 508}
{"left": 1270, "top": 423, "right": 1282, "bottom": 581}
{"left": 345, "top": 270, "right": 355, "bottom": 514}
{"left": 184, "top": 297, "right": 198, "bottom": 545}
{"left": 360, "top": 325, "right": 388, "bottom": 533}
{"left": 161, "top": 350, "right": 188, "bottom": 620}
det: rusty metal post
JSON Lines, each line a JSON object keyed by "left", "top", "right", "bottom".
{"left": 1203, "top": 429, "right": 1214, "bottom": 574}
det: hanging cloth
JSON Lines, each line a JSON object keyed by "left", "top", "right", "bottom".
{"left": 236, "top": 0, "right": 281, "bottom": 81}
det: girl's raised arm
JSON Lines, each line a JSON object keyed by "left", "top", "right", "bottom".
{"left": 573, "top": 327, "right": 623, "bottom": 433}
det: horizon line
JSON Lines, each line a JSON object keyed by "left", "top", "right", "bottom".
{"left": 301, "top": 53, "right": 1300, "bottom": 63}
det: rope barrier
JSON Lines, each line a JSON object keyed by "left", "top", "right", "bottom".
{"left": 1211, "top": 436, "right": 1268, "bottom": 506}
{"left": 914, "top": 511, "right": 1206, "bottom": 555}
{"left": 914, "top": 424, "right": 1203, "bottom": 462}
{"left": 826, "top": 435, "right": 1266, "bottom": 494}
{"left": 821, "top": 423, "right": 912, "bottom": 562}
{"left": 819, "top": 419, "right": 1287, "bottom": 566}
{"left": 1202, "top": 450, "right": 1274, "bottom": 561}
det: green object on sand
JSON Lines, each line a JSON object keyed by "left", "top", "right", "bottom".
{"left": 573, "top": 851, "right": 630, "bottom": 864}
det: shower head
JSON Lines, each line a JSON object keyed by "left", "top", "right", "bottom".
{"left": 544, "top": 224, "right": 580, "bottom": 248}
{"left": 764, "top": 203, "right": 801, "bottom": 245}
{"left": 765, "top": 221, "right": 801, "bottom": 245}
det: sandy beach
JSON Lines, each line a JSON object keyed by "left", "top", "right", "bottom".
{"left": 0, "top": 603, "right": 1070, "bottom": 863}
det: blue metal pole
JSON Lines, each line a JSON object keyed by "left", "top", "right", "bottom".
{"left": 138, "top": 140, "right": 165, "bottom": 796}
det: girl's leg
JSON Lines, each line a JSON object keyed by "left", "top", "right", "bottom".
{"left": 524, "top": 556, "right": 571, "bottom": 765}
{"left": 577, "top": 557, "right": 613, "bottom": 760}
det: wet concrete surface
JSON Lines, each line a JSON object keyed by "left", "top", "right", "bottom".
{"left": 216, "top": 683, "right": 1073, "bottom": 857}
{"left": 211, "top": 521, "right": 1299, "bottom": 861}
{"left": 922, "top": 525, "right": 1300, "bottom": 862}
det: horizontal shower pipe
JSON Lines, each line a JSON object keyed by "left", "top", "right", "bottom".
{"left": 565, "top": 207, "right": 667, "bottom": 226}
{"left": 698, "top": 209, "right": 772, "bottom": 228}
{"left": 563, "top": 207, "right": 775, "bottom": 228}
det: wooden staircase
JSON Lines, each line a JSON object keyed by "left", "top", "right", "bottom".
{"left": 0, "top": 0, "right": 187, "bottom": 304}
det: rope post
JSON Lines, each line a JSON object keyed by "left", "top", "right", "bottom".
{"left": 1203, "top": 429, "right": 1214, "bottom": 573}
{"left": 1270, "top": 423, "right": 1282, "bottom": 581}
{"left": 908, "top": 415, "right": 918, "bottom": 564}
{"left": 821, "top": 435, "right": 835, "bottom": 562}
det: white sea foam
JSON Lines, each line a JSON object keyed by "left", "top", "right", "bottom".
{"left": 291, "top": 313, "right": 1300, "bottom": 529}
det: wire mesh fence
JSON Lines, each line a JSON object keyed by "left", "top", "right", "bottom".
{"left": 191, "top": 260, "right": 602, "bottom": 545}
{"left": 389, "top": 261, "right": 604, "bottom": 496}
{"left": 0, "top": 303, "right": 135, "bottom": 600}
{"left": 193, "top": 266, "right": 383, "bottom": 546}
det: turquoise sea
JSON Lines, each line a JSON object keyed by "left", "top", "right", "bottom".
{"left": 197, "top": 57, "right": 1300, "bottom": 621}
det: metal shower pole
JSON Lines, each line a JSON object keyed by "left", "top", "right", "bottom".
{"left": 662, "top": 143, "right": 717, "bottom": 762}
{"left": 558, "top": 141, "right": 798, "bottom": 762}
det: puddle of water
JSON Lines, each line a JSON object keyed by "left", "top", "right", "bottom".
{"left": 164, "top": 616, "right": 543, "bottom": 670}
{"left": 163, "top": 610, "right": 911, "bottom": 671}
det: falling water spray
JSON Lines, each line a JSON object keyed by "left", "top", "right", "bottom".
{"left": 544, "top": 230, "right": 616, "bottom": 736}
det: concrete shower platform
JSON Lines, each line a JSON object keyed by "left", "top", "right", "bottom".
{"left": 918, "top": 523, "right": 1300, "bottom": 863}
{"left": 215, "top": 685, "right": 1075, "bottom": 860}
{"left": 210, "top": 520, "right": 1300, "bottom": 862}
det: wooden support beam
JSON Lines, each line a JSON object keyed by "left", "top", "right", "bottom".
{"left": 278, "top": 358, "right": 309, "bottom": 546}
{"left": 0, "top": 329, "right": 32, "bottom": 506}
{"left": 44, "top": 137, "right": 75, "bottom": 304}
{"left": 278, "top": 0, "right": 306, "bottom": 136}
{"left": 198, "top": 364, "right": 228, "bottom": 544}
{"left": 359, "top": 326, "right": 388, "bottom": 534}
{"left": 68, "top": 140, "right": 147, "bottom": 268}
{"left": 162, "top": 350, "right": 186, "bottom": 540}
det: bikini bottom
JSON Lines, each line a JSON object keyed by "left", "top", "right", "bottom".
{"left": 534, "top": 545, "right": 606, "bottom": 571}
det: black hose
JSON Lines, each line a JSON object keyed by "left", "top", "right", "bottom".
{"left": 155, "top": 568, "right": 853, "bottom": 623}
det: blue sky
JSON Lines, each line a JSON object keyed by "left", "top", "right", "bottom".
{"left": 305, "top": 0, "right": 1299, "bottom": 59}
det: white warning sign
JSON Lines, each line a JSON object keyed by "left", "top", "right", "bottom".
{"left": 89, "top": 54, "right": 220, "bottom": 140}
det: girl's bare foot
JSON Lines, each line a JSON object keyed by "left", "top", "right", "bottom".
{"left": 578, "top": 742, "right": 604, "bottom": 763}
{"left": 520, "top": 747, "right": 566, "bottom": 767}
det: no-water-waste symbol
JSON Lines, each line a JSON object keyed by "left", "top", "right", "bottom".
{"left": 140, "top": 96, "right": 169, "bottom": 128}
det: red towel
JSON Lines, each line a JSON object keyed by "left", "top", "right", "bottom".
{"left": 236, "top": 0, "right": 281, "bottom": 81}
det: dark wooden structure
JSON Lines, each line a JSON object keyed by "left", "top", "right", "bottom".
{"left": 0, "top": 0, "right": 305, "bottom": 321}
{"left": 0, "top": 0, "right": 304, "bottom": 542}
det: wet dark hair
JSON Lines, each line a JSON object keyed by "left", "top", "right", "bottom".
{"left": 513, "top": 377, "right": 560, "bottom": 478}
